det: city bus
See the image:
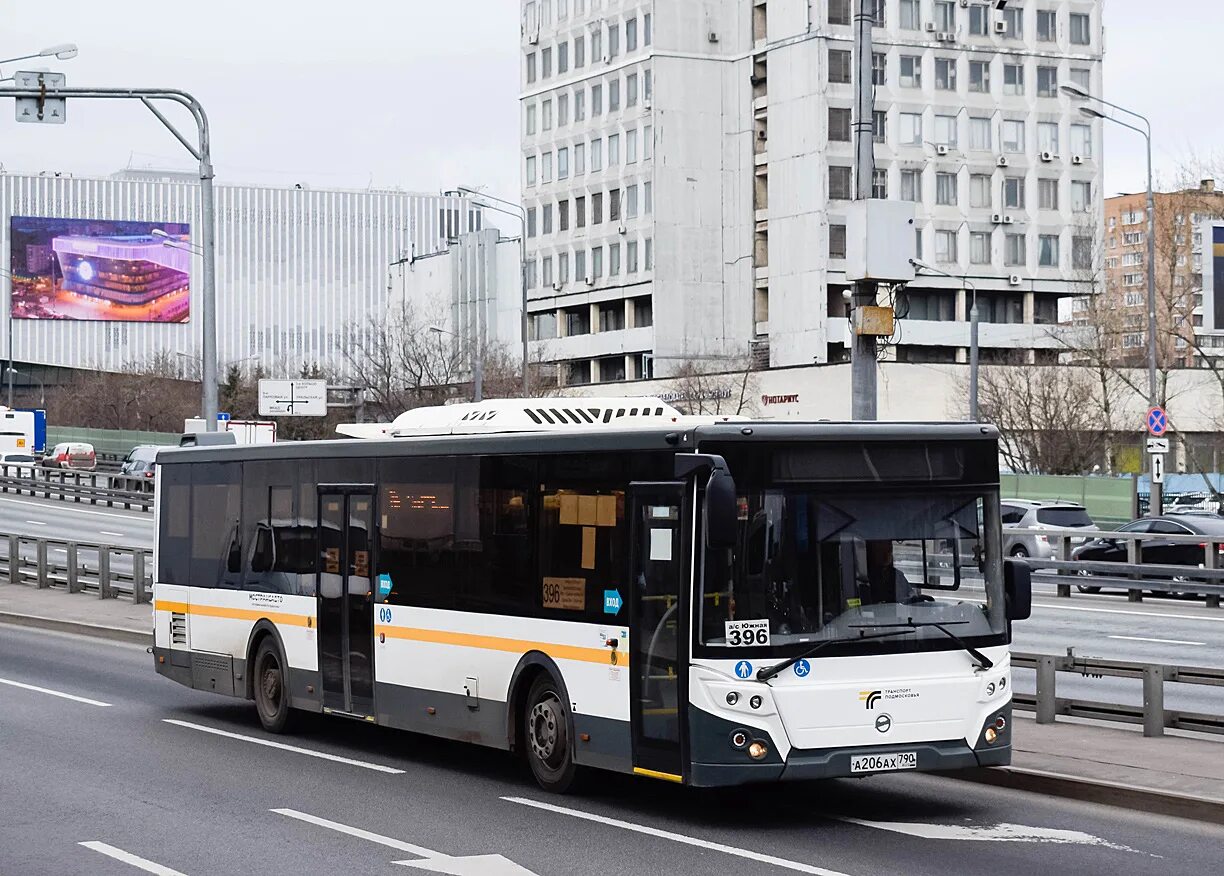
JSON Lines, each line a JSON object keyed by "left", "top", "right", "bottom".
{"left": 152, "top": 398, "right": 1031, "bottom": 792}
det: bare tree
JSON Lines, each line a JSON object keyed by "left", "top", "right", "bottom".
{"left": 659, "top": 357, "right": 760, "bottom": 417}
{"left": 45, "top": 353, "right": 201, "bottom": 433}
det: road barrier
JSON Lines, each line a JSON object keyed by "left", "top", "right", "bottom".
{"left": 0, "top": 466, "right": 153, "bottom": 512}
{"left": 1013, "top": 650, "right": 1224, "bottom": 738}
{"left": 1, "top": 534, "right": 151, "bottom": 603}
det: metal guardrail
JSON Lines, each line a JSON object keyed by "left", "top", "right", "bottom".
{"left": 0, "top": 466, "right": 153, "bottom": 512}
{"left": 1013, "top": 650, "right": 1224, "bottom": 738}
{"left": 1, "top": 533, "right": 152, "bottom": 603}
{"left": 1009, "top": 526, "right": 1224, "bottom": 608}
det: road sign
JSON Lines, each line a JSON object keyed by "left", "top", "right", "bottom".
{"left": 1152, "top": 452, "right": 1166, "bottom": 484}
{"left": 1147, "top": 438, "right": 1169, "bottom": 455}
{"left": 1146, "top": 406, "right": 1169, "bottom": 437}
{"left": 14, "top": 71, "right": 66, "bottom": 124}
{"left": 258, "top": 379, "right": 327, "bottom": 417}
{"left": 217, "top": 412, "right": 231, "bottom": 422}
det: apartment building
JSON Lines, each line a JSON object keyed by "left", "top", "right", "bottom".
{"left": 520, "top": 0, "right": 1104, "bottom": 383}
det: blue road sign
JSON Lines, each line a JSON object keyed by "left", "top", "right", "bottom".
{"left": 793, "top": 659, "right": 811, "bottom": 678}
{"left": 1146, "top": 406, "right": 1168, "bottom": 437}
{"left": 603, "top": 589, "right": 623, "bottom": 615}
{"left": 217, "top": 412, "right": 231, "bottom": 422}
{"left": 734, "top": 660, "right": 753, "bottom": 679}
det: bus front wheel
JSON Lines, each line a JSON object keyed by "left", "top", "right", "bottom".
{"left": 524, "top": 674, "right": 578, "bottom": 793}
{"left": 253, "top": 638, "right": 293, "bottom": 734}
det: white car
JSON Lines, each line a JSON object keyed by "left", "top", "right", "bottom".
{"left": 0, "top": 452, "right": 37, "bottom": 478}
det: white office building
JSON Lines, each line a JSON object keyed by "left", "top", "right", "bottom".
{"left": 520, "top": 0, "right": 1104, "bottom": 382}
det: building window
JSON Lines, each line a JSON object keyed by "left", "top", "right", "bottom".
{"left": 829, "top": 107, "right": 852, "bottom": 142}
{"left": 1038, "top": 178, "right": 1059, "bottom": 210}
{"left": 970, "top": 231, "right": 992, "bottom": 265}
{"left": 575, "top": 249, "right": 586, "bottom": 279}
{"left": 609, "top": 187, "right": 621, "bottom": 221}
{"left": 872, "top": 168, "right": 888, "bottom": 199}
{"left": 1004, "top": 176, "right": 1025, "bottom": 209}
{"left": 1038, "top": 234, "right": 1060, "bottom": 267}
{"left": 969, "top": 117, "right": 991, "bottom": 150}
{"left": 542, "top": 256, "right": 553, "bottom": 287}
{"left": 592, "top": 192, "right": 603, "bottom": 224}
{"left": 935, "top": 58, "right": 957, "bottom": 91}
{"left": 557, "top": 147, "right": 570, "bottom": 180}
{"left": 558, "top": 93, "right": 569, "bottom": 126}
{"left": 530, "top": 312, "right": 558, "bottom": 341}
{"left": 626, "top": 184, "right": 639, "bottom": 218}
{"left": 900, "top": 112, "right": 923, "bottom": 145}
{"left": 559, "top": 252, "right": 569, "bottom": 283}
{"left": 575, "top": 142, "right": 586, "bottom": 174}
{"left": 970, "top": 174, "right": 992, "bottom": 208}
{"left": 936, "top": 172, "right": 958, "bottom": 206}
{"left": 1037, "top": 10, "right": 1056, "bottom": 42}
{"left": 525, "top": 259, "right": 538, "bottom": 289}
{"left": 1070, "top": 68, "right": 1090, "bottom": 90}
{"left": 1037, "top": 66, "right": 1058, "bottom": 98}
{"left": 829, "top": 224, "right": 847, "bottom": 259}
{"left": 1073, "top": 236, "right": 1093, "bottom": 269}
{"left": 644, "top": 13, "right": 652, "bottom": 45}
{"left": 526, "top": 155, "right": 537, "bottom": 186}
{"left": 1002, "top": 119, "right": 1025, "bottom": 153}
{"left": 527, "top": 206, "right": 538, "bottom": 237}
{"left": 526, "top": 53, "right": 537, "bottom": 84}
{"left": 591, "top": 23, "right": 602, "bottom": 61}
{"left": 1070, "top": 12, "right": 1090, "bottom": 45}
{"left": 592, "top": 84, "right": 603, "bottom": 115}
{"left": 558, "top": 200, "right": 570, "bottom": 231}
{"left": 558, "top": 41, "right": 569, "bottom": 74}
{"left": 599, "top": 302, "right": 624, "bottom": 332}
{"left": 633, "top": 296, "right": 653, "bottom": 327}
{"left": 542, "top": 99, "right": 553, "bottom": 131}
{"left": 575, "top": 196, "right": 586, "bottom": 228}
{"left": 872, "top": 52, "right": 886, "bottom": 86}
{"left": 934, "top": 114, "right": 957, "bottom": 147}
{"left": 626, "top": 129, "right": 638, "bottom": 163}
{"left": 1122, "top": 252, "right": 1143, "bottom": 267}
{"left": 542, "top": 204, "right": 553, "bottom": 234}
{"left": 609, "top": 78, "right": 621, "bottom": 111}
{"left": 829, "top": 166, "right": 852, "bottom": 200}
{"left": 1038, "top": 121, "right": 1060, "bottom": 154}
{"left": 1002, "top": 5, "right": 1023, "bottom": 38}
{"left": 969, "top": 60, "right": 990, "bottom": 93}
{"left": 935, "top": 229, "right": 958, "bottom": 263}
{"left": 608, "top": 22, "right": 620, "bottom": 58}
{"left": 1002, "top": 63, "right": 1025, "bottom": 96}
{"left": 1071, "top": 123, "right": 1093, "bottom": 158}
{"left": 829, "top": 48, "right": 852, "bottom": 84}
{"left": 591, "top": 138, "right": 603, "bottom": 171}
{"left": 598, "top": 357, "right": 626, "bottom": 383}
{"left": 626, "top": 73, "right": 638, "bottom": 107}
{"left": 627, "top": 240, "right": 639, "bottom": 272}
{"left": 626, "top": 16, "right": 638, "bottom": 51}
{"left": 575, "top": 35, "right": 585, "bottom": 68}
{"left": 1071, "top": 181, "right": 1092, "bottom": 213}
{"left": 899, "top": 55, "right": 922, "bottom": 88}
{"left": 873, "top": 110, "right": 887, "bottom": 143}
{"left": 914, "top": 227, "right": 924, "bottom": 260}
{"left": 968, "top": 4, "right": 989, "bottom": 35}
{"left": 900, "top": 0, "right": 920, "bottom": 29}
{"left": 542, "top": 47, "right": 552, "bottom": 78}
{"left": 608, "top": 132, "right": 620, "bottom": 165}
{"left": 565, "top": 360, "right": 590, "bottom": 386}
{"left": 901, "top": 169, "right": 922, "bottom": 202}
{"left": 526, "top": 103, "right": 537, "bottom": 136}
{"left": 828, "top": 0, "right": 851, "bottom": 26}
{"left": 1005, "top": 233, "right": 1026, "bottom": 267}
{"left": 1123, "top": 273, "right": 1143, "bottom": 287}
{"left": 934, "top": 0, "right": 956, "bottom": 31}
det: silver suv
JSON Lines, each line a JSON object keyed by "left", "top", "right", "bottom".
{"left": 1001, "top": 500, "right": 1096, "bottom": 559}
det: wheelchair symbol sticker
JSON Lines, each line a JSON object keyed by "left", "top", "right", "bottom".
{"left": 794, "top": 659, "right": 811, "bottom": 678}
{"left": 734, "top": 660, "right": 753, "bottom": 679}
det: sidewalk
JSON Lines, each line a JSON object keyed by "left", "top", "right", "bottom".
{"left": 0, "top": 582, "right": 151, "bottom": 644}
{"left": 1, "top": 582, "right": 1222, "bottom": 823}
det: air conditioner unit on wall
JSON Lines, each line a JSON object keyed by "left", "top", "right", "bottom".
{"left": 925, "top": 22, "right": 938, "bottom": 32}
{"left": 936, "top": 144, "right": 949, "bottom": 156}
{"left": 991, "top": 213, "right": 1005, "bottom": 224}
{"left": 1009, "top": 274, "right": 1022, "bottom": 286}
{"left": 1072, "top": 155, "right": 1085, "bottom": 165}
{"left": 997, "top": 155, "right": 1009, "bottom": 167}
{"left": 1040, "top": 151, "right": 1054, "bottom": 162}
{"left": 1003, "top": 215, "right": 1016, "bottom": 225}
{"left": 994, "top": 21, "right": 1007, "bottom": 34}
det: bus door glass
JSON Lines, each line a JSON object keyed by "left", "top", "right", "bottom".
{"left": 628, "top": 482, "right": 688, "bottom": 780}
{"left": 317, "top": 486, "right": 376, "bottom": 718}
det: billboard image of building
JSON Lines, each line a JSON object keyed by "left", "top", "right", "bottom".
{"left": 8, "top": 216, "right": 191, "bottom": 322}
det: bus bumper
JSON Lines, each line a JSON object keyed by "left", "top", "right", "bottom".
{"left": 689, "top": 702, "right": 1011, "bottom": 786}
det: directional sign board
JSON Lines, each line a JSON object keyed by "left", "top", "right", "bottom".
{"left": 14, "top": 71, "right": 66, "bottom": 124}
{"left": 258, "top": 379, "right": 327, "bottom": 417}
{"left": 1147, "top": 438, "right": 1170, "bottom": 455}
{"left": 1152, "top": 452, "right": 1166, "bottom": 484}
{"left": 1146, "top": 406, "right": 1169, "bottom": 437}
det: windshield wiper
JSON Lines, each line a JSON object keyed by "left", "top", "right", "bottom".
{"left": 849, "top": 620, "right": 994, "bottom": 670}
{"left": 755, "top": 628, "right": 916, "bottom": 682}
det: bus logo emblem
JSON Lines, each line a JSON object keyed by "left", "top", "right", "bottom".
{"left": 860, "top": 690, "right": 882, "bottom": 710}
{"left": 875, "top": 714, "right": 892, "bottom": 733}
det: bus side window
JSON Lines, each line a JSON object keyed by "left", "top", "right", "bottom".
{"left": 158, "top": 464, "right": 191, "bottom": 585}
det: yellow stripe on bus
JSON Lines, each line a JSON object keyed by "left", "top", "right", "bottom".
{"left": 153, "top": 600, "right": 312, "bottom": 628}
{"left": 633, "top": 767, "right": 683, "bottom": 783}
{"left": 375, "top": 625, "right": 628, "bottom": 667}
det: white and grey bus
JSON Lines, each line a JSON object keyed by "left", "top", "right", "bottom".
{"left": 152, "top": 398, "right": 1031, "bottom": 791}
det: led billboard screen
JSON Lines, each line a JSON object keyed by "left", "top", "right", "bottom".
{"left": 8, "top": 216, "right": 190, "bottom": 322}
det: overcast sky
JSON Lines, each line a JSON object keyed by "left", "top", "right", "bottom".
{"left": 1, "top": 2, "right": 1219, "bottom": 200}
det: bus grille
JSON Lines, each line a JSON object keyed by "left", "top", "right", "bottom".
{"left": 170, "top": 612, "right": 187, "bottom": 645}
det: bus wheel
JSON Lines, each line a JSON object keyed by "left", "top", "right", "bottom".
{"left": 524, "top": 674, "right": 578, "bottom": 793}
{"left": 253, "top": 638, "right": 293, "bottom": 734}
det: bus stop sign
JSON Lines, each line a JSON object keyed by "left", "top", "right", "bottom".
{"left": 1146, "top": 406, "right": 1168, "bottom": 437}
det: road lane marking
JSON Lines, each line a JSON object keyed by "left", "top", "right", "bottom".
{"left": 24, "top": 519, "right": 46, "bottom": 525}
{"left": 838, "top": 819, "right": 1138, "bottom": 851}
{"left": 502, "top": 796, "right": 854, "bottom": 876}
{"left": 0, "top": 677, "right": 111, "bottom": 707}
{"left": 1107, "top": 635, "right": 1206, "bottom": 646}
{"left": 1028, "top": 601, "right": 1224, "bottom": 624}
{"left": 162, "top": 719, "right": 404, "bottom": 773}
{"left": 273, "top": 808, "right": 436, "bottom": 856}
{"left": 100, "top": 530, "right": 126, "bottom": 538}
{"left": 0, "top": 494, "right": 151, "bottom": 522}
{"left": 79, "top": 842, "right": 187, "bottom": 875}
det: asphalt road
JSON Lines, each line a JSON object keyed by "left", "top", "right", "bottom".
{"left": 0, "top": 491, "right": 153, "bottom": 547}
{"left": 1, "top": 624, "right": 1223, "bottom": 876}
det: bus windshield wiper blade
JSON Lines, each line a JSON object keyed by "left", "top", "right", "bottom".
{"left": 755, "top": 628, "right": 915, "bottom": 682}
{"left": 849, "top": 620, "right": 993, "bottom": 670}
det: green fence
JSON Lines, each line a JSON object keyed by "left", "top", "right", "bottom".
{"left": 45, "top": 426, "right": 181, "bottom": 459}
{"left": 1001, "top": 473, "right": 1137, "bottom": 528}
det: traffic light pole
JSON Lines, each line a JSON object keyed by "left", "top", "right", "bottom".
{"left": 0, "top": 84, "right": 219, "bottom": 430}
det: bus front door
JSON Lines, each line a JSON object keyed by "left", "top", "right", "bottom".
{"left": 317, "top": 488, "right": 376, "bottom": 719}
{"left": 628, "top": 482, "right": 688, "bottom": 782}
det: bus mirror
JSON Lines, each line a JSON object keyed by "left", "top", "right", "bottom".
{"left": 706, "top": 469, "right": 738, "bottom": 549}
{"left": 1004, "top": 558, "right": 1032, "bottom": 621}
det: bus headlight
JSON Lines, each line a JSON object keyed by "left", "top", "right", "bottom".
{"left": 748, "top": 741, "right": 769, "bottom": 760}
{"left": 726, "top": 692, "right": 739, "bottom": 706}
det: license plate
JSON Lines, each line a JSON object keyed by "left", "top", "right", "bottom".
{"left": 850, "top": 751, "right": 917, "bottom": 773}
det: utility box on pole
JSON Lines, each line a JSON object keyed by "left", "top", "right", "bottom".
{"left": 845, "top": 200, "right": 917, "bottom": 283}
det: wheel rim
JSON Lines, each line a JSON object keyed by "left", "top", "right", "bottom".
{"left": 259, "top": 653, "right": 282, "bottom": 718}
{"left": 528, "top": 693, "right": 565, "bottom": 768}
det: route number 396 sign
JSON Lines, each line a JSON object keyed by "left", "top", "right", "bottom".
{"left": 725, "top": 619, "right": 771, "bottom": 646}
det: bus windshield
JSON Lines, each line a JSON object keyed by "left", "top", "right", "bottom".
{"left": 698, "top": 489, "right": 1007, "bottom": 652}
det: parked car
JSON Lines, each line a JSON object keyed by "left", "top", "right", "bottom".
{"left": 1001, "top": 500, "right": 1096, "bottom": 559}
{"left": 0, "top": 451, "right": 37, "bottom": 477}
{"left": 1166, "top": 492, "right": 1221, "bottom": 515}
{"left": 120, "top": 444, "right": 160, "bottom": 491}
{"left": 1071, "top": 514, "right": 1224, "bottom": 594}
{"left": 41, "top": 442, "right": 97, "bottom": 472}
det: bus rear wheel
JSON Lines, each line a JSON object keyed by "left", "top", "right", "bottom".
{"left": 253, "top": 638, "right": 293, "bottom": 734}
{"left": 524, "top": 674, "right": 578, "bottom": 793}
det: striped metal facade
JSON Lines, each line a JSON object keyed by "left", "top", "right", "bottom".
{"left": 0, "top": 171, "right": 479, "bottom": 374}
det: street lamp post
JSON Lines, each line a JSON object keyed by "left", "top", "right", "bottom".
{"left": 910, "top": 259, "right": 979, "bottom": 421}
{"left": 447, "top": 187, "right": 529, "bottom": 397}
{"left": 1062, "top": 83, "right": 1162, "bottom": 515}
{"left": 0, "top": 83, "right": 219, "bottom": 431}
{"left": 429, "top": 325, "right": 483, "bottom": 403}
